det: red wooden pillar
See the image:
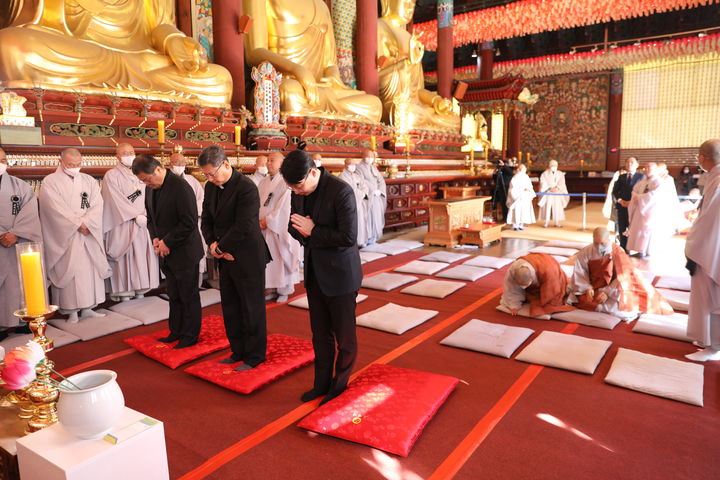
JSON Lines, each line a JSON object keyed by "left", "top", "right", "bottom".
{"left": 176, "top": 0, "right": 193, "bottom": 37}
{"left": 212, "top": 1, "right": 245, "bottom": 108}
{"left": 436, "top": 0, "right": 454, "bottom": 99}
{"left": 479, "top": 41, "right": 494, "bottom": 80}
{"left": 356, "top": 0, "right": 378, "bottom": 96}
{"left": 606, "top": 70, "right": 623, "bottom": 172}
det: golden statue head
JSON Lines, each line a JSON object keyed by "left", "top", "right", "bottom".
{"left": 381, "top": 0, "right": 416, "bottom": 26}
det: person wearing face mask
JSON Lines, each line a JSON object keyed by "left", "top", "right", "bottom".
{"left": 0, "top": 147, "right": 43, "bottom": 339}
{"left": 357, "top": 150, "right": 386, "bottom": 244}
{"left": 506, "top": 163, "right": 536, "bottom": 231}
{"left": 101, "top": 143, "right": 159, "bottom": 302}
{"left": 676, "top": 164, "right": 697, "bottom": 196}
{"left": 258, "top": 152, "right": 302, "bottom": 303}
{"left": 169, "top": 152, "right": 206, "bottom": 287}
{"left": 251, "top": 155, "right": 269, "bottom": 186}
{"left": 537, "top": 159, "right": 568, "bottom": 228}
{"left": 39, "top": 148, "right": 111, "bottom": 323}
{"left": 568, "top": 228, "right": 672, "bottom": 321}
{"left": 338, "top": 158, "right": 370, "bottom": 247}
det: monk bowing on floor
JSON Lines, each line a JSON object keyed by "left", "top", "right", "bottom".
{"left": 568, "top": 227, "right": 673, "bottom": 321}
{"left": 499, "top": 252, "right": 575, "bottom": 317}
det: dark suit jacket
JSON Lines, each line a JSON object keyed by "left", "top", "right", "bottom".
{"left": 201, "top": 169, "right": 270, "bottom": 279}
{"left": 145, "top": 171, "right": 204, "bottom": 270}
{"left": 289, "top": 168, "right": 362, "bottom": 297}
{"left": 612, "top": 171, "right": 645, "bottom": 205}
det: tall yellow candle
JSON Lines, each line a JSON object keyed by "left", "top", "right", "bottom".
{"left": 20, "top": 251, "right": 47, "bottom": 316}
{"left": 157, "top": 120, "right": 165, "bottom": 144}
{"left": 470, "top": 147, "right": 475, "bottom": 162}
{"left": 370, "top": 135, "right": 376, "bottom": 151}
{"left": 234, "top": 125, "right": 241, "bottom": 145}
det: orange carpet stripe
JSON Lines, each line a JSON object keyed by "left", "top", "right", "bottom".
{"left": 178, "top": 287, "right": 504, "bottom": 480}
{"left": 58, "top": 348, "right": 136, "bottom": 377}
{"left": 428, "top": 323, "right": 580, "bottom": 480}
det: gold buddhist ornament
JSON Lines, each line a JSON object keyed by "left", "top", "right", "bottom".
{"left": 242, "top": 0, "right": 382, "bottom": 123}
{"left": 378, "top": 0, "right": 460, "bottom": 132}
{"left": 0, "top": 0, "right": 233, "bottom": 107}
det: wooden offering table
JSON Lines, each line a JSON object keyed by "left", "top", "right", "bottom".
{"left": 424, "top": 196, "right": 491, "bottom": 247}
{"left": 439, "top": 186, "right": 485, "bottom": 199}
{"left": 459, "top": 223, "right": 505, "bottom": 247}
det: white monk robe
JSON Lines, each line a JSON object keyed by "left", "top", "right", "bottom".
{"left": 39, "top": 168, "right": 110, "bottom": 313}
{"left": 358, "top": 161, "right": 387, "bottom": 243}
{"left": 338, "top": 167, "right": 370, "bottom": 246}
{"left": 506, "top": 171, "right": 536, "bottom": 227}
{"left": 251, "top": 171, "right": 267, "bottom": 186}
{"left": 101, "top": 165, "right": 158, "bottom": 298}
{"left": 0, "top": 173, "right": 42, "bottom": 327}
{"left": 537, "top": 168, "right": 569, "bottom": 226}
{"left": 602, "top": 171, "right": 621, "bottom": 232}
{"left": 499, "top": 259, "right": 538, "bottom": 311}
{"left": 686, "top": 163, "right": 720, "bottom": 347}
{"left": 258, "top": 173, "right": 301, "bottom": 296}
{"left": 627, "top": 176, "right": 679, "bottom": 255}
{"left": 177, "top": 170, "right": 207, "bottom": 283}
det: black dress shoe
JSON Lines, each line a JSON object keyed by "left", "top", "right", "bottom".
{"left": 301, "top": 388, "right": 328, "bottom": 402}
{"left": 174, "top": 338, "right": 198, "bottom": 349}
{"left": 158, "top": 335, "right": 179, "bottom": 343}
{"left": 0, "top": 329, "right": 9, "bottom": 341}
{"left": 219, "top": 355, "right": 242, "bottom": 364}
{"left": 320, "top": 387, "right": 346, "bottom": 406}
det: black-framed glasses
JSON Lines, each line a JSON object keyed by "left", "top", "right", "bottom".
{"left": 205, "top": 162, "right": 227, "bottom": 179}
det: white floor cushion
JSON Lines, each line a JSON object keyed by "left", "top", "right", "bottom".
{"left": 356, "top": 303, "right": 438, "bottom": 334}
{"left": 436, "top": 265, "right": 494, "bottom": 282}
{"left": 359, "top": 251, "right": 387, "bottom": 264}
{"left": 551, "top": 309, "right": 621, "bottom": 330}
{"left": 361, "top": 243, "right": 409, "bottom": 256}
{"left": 400, "top": 279, "right": 465, "bottom": 299}
{"left": 108, "top": 296, "right": 170, "bottom": 325}
{"left": 49, "top": 309, "right": 142, "bottom": 341}
{"left": 655, "top": 275, "right": 691, "bottom": 292}
{"left": 561, "top": 264, "right": 574, "bottom": 278}
{"left": 496, "top": 304, "right": 551, "bottom": 320}
{"left": 632, "top": 313, "right": 691, "bottom": 342}
{"left": 604, "top": 348, "right": 704, "bottom": 406}
{"left": 394, "top": 260, "right": 448, "bottom": 276}
{"left": 463, "top": 255, "right": 513, "bottom": 269}
{"left": 419, "top": 251, "right": 471, "bottom": 264}
{"left": 551, "top": 255, "right": 570, "bottom": 264}
{"left": 0, "top": 325, "right": 80, "bottom": 351}
{"left": 200, "top": 288, "right": 222, "bottom": 308}
{"left": 440, "top": 319, "right": 534, "bottom": 358}
{"left": 657, "top": 288, "right": 690, "bottom": 311}
{"left": 641, "top": 271, "right": 656, "bottom": 284}
{"left": 543, "top": 240, "right": 586, "bottom": 250}
{"left": 289, "top": 293, "right": 368, "bottom": 310}
{"left": 515, "top": 331, "right": 612, "bottom": 374}
{"left": 361, "top": 273, "right": 418, "bottom": 291}
{"left": 529, "top": 246, "right": 580, "bottom": 257}
{"left": 384, "top": 239, "right": 425, "bottom": 250}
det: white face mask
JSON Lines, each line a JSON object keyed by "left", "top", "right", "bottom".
{"left": 0, "top": 163, "right": 6, "bottom": 176}
{"left": 347, "top": 164, "right": 356, "bottom": 173}
{"left": 364, "top": 157, "right": 374, "bottom": 164}
{"left": 314, "top": 160, "right": 322, "bottom": 168}
{"left": 64, "top": 167, "right": 81, "bottom": 177}
{"left": 598, "top": 243, "right": 612, "bottom": 256}
{"left": 119, "top": 155, "right": 135, "bottom": 168}
{"left": 257, "top": 166, "right": 268, "bottom": 175}
{"left": 171, "top": 166, "right": 185, "bottom": 176}
{"left": 550, "top": 166, "right": 557, "bottom": 172}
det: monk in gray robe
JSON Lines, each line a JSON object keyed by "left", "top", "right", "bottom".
{"left": 357, "top": 150, "right": 386, "bottom": 244}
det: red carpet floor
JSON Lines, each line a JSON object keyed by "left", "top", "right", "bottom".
{"left": 46, "top": 249, "right": 720, "bottom": 480}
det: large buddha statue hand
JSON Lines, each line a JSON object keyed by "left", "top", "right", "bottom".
{"left": 432, "top": 96, "right": 454, "bottom": 116}
{"left": 165, "top": 35, "right": 209, "bottom": 74}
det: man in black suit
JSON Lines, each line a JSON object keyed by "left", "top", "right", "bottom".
{"left": 199, "top": 146, "right": 270, "bottom": 371}
{"left": 612, "top": 156, "right": 645, "bottom": 252}
{"left": 281, "top": 150, "right": 362, "bottom": 405}
{"left": 133, "top": 154, "right": 203, "bottom": 349}
{"left": 492, "top": 158, "right": 515, "bottom": 222}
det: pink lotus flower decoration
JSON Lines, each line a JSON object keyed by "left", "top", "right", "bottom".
{"left": 1, "top": 341, "right": 44, "bottom": 390}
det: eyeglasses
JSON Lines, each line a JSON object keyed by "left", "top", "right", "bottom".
{"left": 288, "top": 170, "right": 312, "bottom": 192}
{"left": 204, "top": 162, "right": 226, "bottom": 179}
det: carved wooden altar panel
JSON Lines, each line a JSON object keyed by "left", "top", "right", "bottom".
{"left": 423, "top": 196, "right": 491, "bottom": 247}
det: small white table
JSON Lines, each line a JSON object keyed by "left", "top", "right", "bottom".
{"left": 16, "top": 407, "right": 169, "bottom": 480}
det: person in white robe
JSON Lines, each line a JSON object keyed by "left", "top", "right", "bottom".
{"left": 169, "top": 153, "right": 207, "bottom": 286}
{"left": 358, "top": 149, "right": 386, "bottom": 244}
{"left": 0, "top": 148, "right": 43, "bottom": 336}
{"left": 602, "top": 170, "right": 621, "bottom": 233}
{"left": 258, "top": 152, "right": 301, "bottom": 303}
{"left": 499, "top": 259, "right": 538, "bottom": 313}
{"left": 338, "top": 158, "right": 370, "bottom": 247}
{"left": 685, "top": 139, "right": 720, "bottom": 361}
{"left": 250, "top": 155, "right": 268, "bottom": 186}
{"left": 102, "top": 144, "right": 158, "bottom": 301}
{"left": 39, "top": 149, "right": 110, "bottom": 323}
{"left": 506, "top": 164, "right": 536, "bottom": 230}
{"left": 537, "top": 160, "right": 569, "bottom": 228}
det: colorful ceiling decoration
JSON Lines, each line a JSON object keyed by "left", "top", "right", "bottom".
{"left": 413, "top": 0, "right": 719, "bottom": 51}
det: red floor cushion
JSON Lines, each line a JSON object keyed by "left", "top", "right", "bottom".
{"left": 297, "top": 363, "right": 459, "bottom": 457}
{"left": 184, "top": 334, "right": 314, "bottom": 394}
{"left": 124, "top": 315, "right": 229, "bottom": 369}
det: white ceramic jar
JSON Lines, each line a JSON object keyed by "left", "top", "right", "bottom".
{"left": 57, "top": 370, "right": 125, "bottom": 439}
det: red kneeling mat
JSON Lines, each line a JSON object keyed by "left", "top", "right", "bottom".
{"left": 184, "top": 334, "right": 314, "bottom": 394}
{"left": 124, "top": 315, "right": 230, "bottom": 369}
{"left": 297, "top": 363, "right": 459, "bottom": 457}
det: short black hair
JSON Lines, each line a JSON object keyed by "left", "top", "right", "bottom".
{"left": 132, "top": 154, "right": 161, "bottom": 175}
{"left": 198, "top": 145, "right": 227, "bottom": 167}
{"left": 280, "top": 150, "right": 315, "bottom": 184}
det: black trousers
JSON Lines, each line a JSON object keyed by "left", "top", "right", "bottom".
{"left": 616, "top": 205, "right": 630, "bottom": 250}
{"left": 305, "top": 274, "right": 358, "bottom": 394}
{"left": 163, "top": 262, "right": 201, "bottom": 341}
{"left": 218, "top": 262, "right": 267, "bottom": 366}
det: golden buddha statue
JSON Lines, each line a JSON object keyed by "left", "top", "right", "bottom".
{"left": 0, "top": 0, "right": 232, "bottom": 107}
{"left": 243, "top": 0, "right": 382, "bottom": 123}
{"left": 378, "top": 0, "right": 460, "bottom": 131}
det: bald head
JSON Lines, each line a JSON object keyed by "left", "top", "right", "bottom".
{"left": 169, "top": 153, "right": 186, "bottom": 167}
{"left": 512, "top": 266, "right": 533, "bottom": 288}
{"left": 593, "top": 227, "right": 610, "bottom": 245}
{"left": 699, "top": 139, "right": 720, "bottom": 171}
{"left": 644, "top": 162, "right": 658, "bottom": 177}
{"left": 255, "top": 155, "right": 268, "bottom": 168}
{"left": 267, "top": 151, "right": 283, "bottom": 175}
{"left": 60, "top": 148, "right": 82, "bottom": 170}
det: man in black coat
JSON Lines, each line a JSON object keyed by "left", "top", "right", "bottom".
{"left": 612, "top": 156, "right": 645, "bottom": 252}
{"left": 199, "top": 146, "right": 270, "bottom": 371}
{"left": 492, "top": 158, "right": 514, "bottom": 222}
{"left": 281, "top": 150, "right": 363, "bottom": 405}
{"left": 133, "top": 154, "right": 203, "bottom": 349}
